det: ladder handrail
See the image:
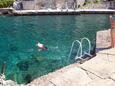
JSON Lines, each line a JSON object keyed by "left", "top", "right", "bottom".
{"left": 81, "top": 37, "right": 91, "bottom": 55}
{"left": 75, "top": 37, "right": 91, "bottom": 60}
{"left": 68, "top": 40, "right": 82, "bottom": 62}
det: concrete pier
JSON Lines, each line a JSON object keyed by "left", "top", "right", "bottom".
{"left": 28, "top": 48, "right": 115, "bottom": 86}
{"left": 0, "top": 8, "right": 13, "bottom": 15}
{"left": 12, "top": 9, "right": 115, "bottom": 16}
{"left": 0, "top": 8, "right": 115, "bottom": 15}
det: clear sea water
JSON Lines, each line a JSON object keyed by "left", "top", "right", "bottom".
{"left": 0, "top": 14, "right": 110, "bottom": 84}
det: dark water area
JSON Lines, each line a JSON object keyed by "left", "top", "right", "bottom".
{"left": 0, "top": 14, "right": 110, "bottom": 84}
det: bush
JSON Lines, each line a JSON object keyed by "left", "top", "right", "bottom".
{"left": 0, "top": 0, "right": 14, "bottom": 8}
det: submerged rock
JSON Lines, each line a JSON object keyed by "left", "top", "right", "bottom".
{"left": 17, "top": 61, "right": 29, "bottom": 71}
{"left": 9, "top": 44, "right": 18, "bottom": 52}
{"left": 10, "top": 46, "right": 18, "bottom": 52}
{"left": 16, "top": 57, "right": 41, "bottom": 71}
{"left": 24, "top": 74, "right": 32, "bottom": 83}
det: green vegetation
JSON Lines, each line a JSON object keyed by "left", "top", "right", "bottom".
{"left": 0, "top": 0, "right": 14, "bottom": 8}
{"left": 94, "top": 0, "right": 102, "bottom": 3}
{"left": 85, "top": 0, "right": 102, "bottom": 3}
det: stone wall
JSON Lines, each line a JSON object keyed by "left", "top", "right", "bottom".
{"left": 21, "top": 0, "right": 113, "bottom": 10}
{"left": 22, "top": 1, "right": 35, "bottom": 10}
{"left": 21, "top": 0, "right": 86, "bottom": 10}
{"left": 77, "top": 0, "right": 85, "bottom": 8}
{"left": 55, "top": 0, "right": 65, "bottom": 9}
{"left": 110, "top": 1, "right": 115, "bottom": 9}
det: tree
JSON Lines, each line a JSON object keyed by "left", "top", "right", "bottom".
{"left": 0, "top": 0, "right": 14, "bottom": 8}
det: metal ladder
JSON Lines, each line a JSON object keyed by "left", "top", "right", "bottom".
{"left": 68, "top": 37, "right": 92, "bottom": 61}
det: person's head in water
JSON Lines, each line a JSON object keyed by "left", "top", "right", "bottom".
{"left": 37, "top": 42, "right": 48, "bottom": 51}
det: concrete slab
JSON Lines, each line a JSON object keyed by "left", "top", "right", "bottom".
{"left": 80, "top": 52, "right": 115, "bottom": 79}
{"left": 29, "top": 64, "right": 92, "bottom": 86}
{"left": 29, "top": 48, "right": 115, "bottom": 86}
{"left": 49, "top": 67, "right": 91, "bottom": 86}
{"left": 98, "top": 48, "right": 115, "bottom": 55}
{"left": 96, "top": 29, "right": 111, "bottom": 48}
{"left": 86, "top": 79, "right": 115, "bottom": 86}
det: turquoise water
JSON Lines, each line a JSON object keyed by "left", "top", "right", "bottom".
{"left": 0, "top": 15, "right": 110, "bottom": 84}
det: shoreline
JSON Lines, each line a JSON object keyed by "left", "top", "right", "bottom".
{"left": 11, "top": 9, "right": 115, "bottom": 16}
{"left": 0, "top": 8, "right": 115, "bottom": 16}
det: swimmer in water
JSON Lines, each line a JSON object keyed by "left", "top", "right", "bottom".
{"left": 37, "top": 42, "right": 48, "bottom": 51}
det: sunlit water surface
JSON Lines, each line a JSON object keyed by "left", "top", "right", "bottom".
{"left": 0, "top": 15, "right": 110, "bottom": 83}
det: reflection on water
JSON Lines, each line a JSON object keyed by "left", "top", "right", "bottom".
{"left": 0, "top": 15, "right": 110, "bottom": 84}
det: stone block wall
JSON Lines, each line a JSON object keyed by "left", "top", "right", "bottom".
{"left": 21, "top": 0, "right": 86, "bottom": 10}
{"left": 22, "top": 1, "right": 35, "bottom": 10}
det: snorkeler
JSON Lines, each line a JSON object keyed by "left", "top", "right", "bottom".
{"left": 37, "top": 42, "right": 48, "bottom": 51}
